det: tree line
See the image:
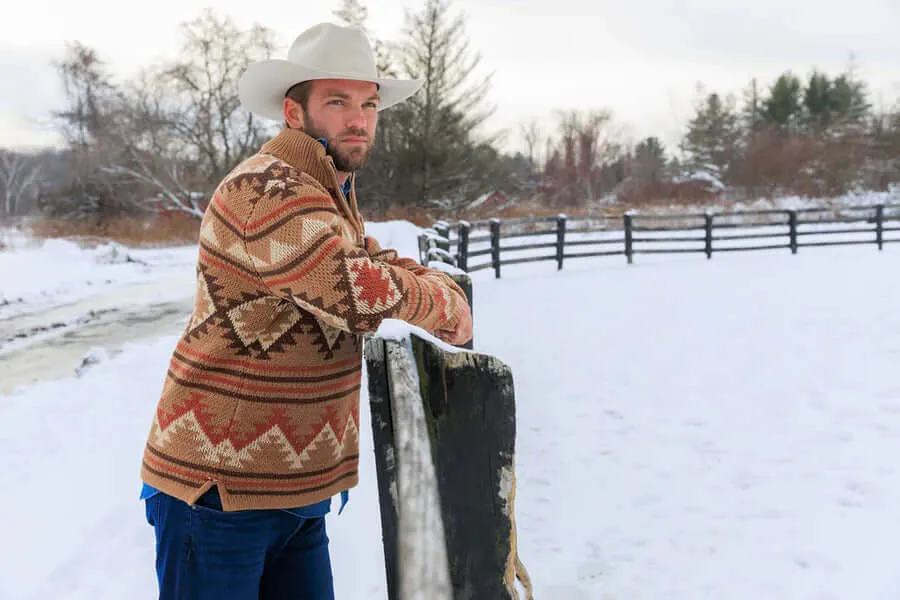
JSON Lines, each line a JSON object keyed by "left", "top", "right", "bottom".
{"left": 1, "top": 0, "right": 899, "bottom": 226}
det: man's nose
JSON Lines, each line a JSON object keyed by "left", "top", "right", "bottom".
{"left": 346, "top": 110, "right": 368, "bottom": 130}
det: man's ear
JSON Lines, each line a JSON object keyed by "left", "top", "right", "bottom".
{"left": 283, "top": 98, "right": 305, "bottom": 130}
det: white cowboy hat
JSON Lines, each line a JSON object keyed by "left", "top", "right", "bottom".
{"left": 238, "top": 23, "right": 423, "bottom": 121}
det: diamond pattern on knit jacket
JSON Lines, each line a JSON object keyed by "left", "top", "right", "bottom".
{"left": 140, "top": 128, "right": 469, "bottom": 511}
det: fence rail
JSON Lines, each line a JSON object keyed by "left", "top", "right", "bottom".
{"left": 418, "top": 203, "right": 900, "bottom": 278}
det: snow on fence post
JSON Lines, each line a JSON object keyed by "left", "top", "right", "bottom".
{"left": 876, "top": 205, "right": 884, "bottom": 251}
{"left": 490, "top": 218, "right": 502, "bottom": 279}
{"left": 434, "top": 221, "right": 451, "bottom": 255}
{"left": 788, "top": 210, "right": 798, "bottom": 254}
{"left": 457, "top": 221, "right": 470, "bottom": 271}
{"left": 364, "top": 328, "right": 534, "bottom": 600}
{"left": 624, "top": 213, "right": 634, "bottom": 264}
{"left": 704, "top": 213, "right": 714, "bottom": 259}
{"left": 556, "top": 214, "right": 567, "bottom": 270}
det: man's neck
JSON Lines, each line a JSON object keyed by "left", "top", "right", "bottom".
{"left": 337, "top": 172, "right": 351, "bottom": 186}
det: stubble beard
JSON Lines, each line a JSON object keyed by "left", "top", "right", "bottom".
{"left": 303, "top": 113, "right": 375, "bottom": 173}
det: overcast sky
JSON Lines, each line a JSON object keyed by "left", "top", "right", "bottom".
{"left": 2, "top": 0, "right": 899, "bottom": 154}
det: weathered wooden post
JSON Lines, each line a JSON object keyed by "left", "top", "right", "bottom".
{"left": 556, "top": 214, "right": 567, "bottom": 270}
{"left": 457, "top": 221, "right": 471, "bottom": 272}
{"left": 704, "top": 212, "right": 714, "bottom": 259}
{"left": 876, "top": 204, "right": 884, "bottom": 251}
{"left": 624, "top": 212, "right": 634, "bottom": 264}
{"left": 788, "top": 210, "right": 798, "bottom": 254}
{"left": 366, "top": 335, "right": 452, "bottom": 600}
{"left": 490, "top": 218, "right": 502, "bottom": 279}
{"left": 365, "top": 320, "right": 533, "bottom": 600}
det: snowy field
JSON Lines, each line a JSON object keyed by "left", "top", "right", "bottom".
{"left": 2, "top": 221, "right": 900, "bottom": 599}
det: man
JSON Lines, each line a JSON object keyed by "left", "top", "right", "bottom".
{"left": 139, "top": 22, "right": 473, "bottom": 600}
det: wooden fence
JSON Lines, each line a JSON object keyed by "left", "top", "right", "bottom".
{"left": 364, "top": 274, "right": 533, "bottom": 600}
{"left": 418, "top": 203, "right": 900, "bottom": 278}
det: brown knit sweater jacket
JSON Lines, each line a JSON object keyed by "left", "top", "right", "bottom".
{"left": 140, "top": 127, "right": 468, "bottom": 511}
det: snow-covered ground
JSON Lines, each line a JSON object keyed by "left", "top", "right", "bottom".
{"left": 0, "top": 238, "right": 198, "bottom": 317}
{"left": 3, "top": 221, "right": 900, "bottom": 599}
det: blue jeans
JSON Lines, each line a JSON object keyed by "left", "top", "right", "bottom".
{"left": 144, "top": 487, "right": 335, "bottom": 600}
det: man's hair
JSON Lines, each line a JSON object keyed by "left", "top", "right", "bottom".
{"left": 285, "top": 81, "right": 315, "bottom": 111}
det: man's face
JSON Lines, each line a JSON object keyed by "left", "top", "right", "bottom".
{"left": 297, "top": 79, "right": 380, "bottom": 173}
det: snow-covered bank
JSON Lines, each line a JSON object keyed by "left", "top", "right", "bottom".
{"left": 0, "top": 238, "right": 199, "bottom": 318}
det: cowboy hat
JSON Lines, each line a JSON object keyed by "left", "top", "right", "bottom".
{"left": 238, "top": 23, "right": 423, "bottom": 121}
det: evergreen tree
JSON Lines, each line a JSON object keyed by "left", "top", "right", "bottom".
{"left": 380, "top": 0, "right": 498, "bottom": 208}
{"left": 830, "top": 71, "right": 870, "bottom": 123}
{"left": 803, "top": 70, "right": 835, "bottom": 130}
{"left": 741, "top": 77, "right": 765, "bottom": 136}
{"left": 681, "top": 92, "right": 741, "bottom": 184}
{"left": 762, "top": 72, "right": 803, "bottom": 132}
{"left": 631, "top": 136, "right": 667, "bottom": 184}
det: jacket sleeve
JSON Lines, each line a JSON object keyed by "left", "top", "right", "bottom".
{"left": 243, "top": 188, "right": 469, "bottom": 335}
{"left": 362, "top": 234, "right": 432, "bottom": 275}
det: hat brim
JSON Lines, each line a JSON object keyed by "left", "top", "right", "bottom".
{"left": 238, "top": 59, "right": 423, "bottom": 121}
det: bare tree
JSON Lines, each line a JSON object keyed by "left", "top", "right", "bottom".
{"left": 153, "top": 9, "right": 278, "bottom": 187}
{"left": 519, "top": 119, "right": 542, "bottom": 170}
{"left": 47, "top": 10, "right": 279, "bottom": 221}
{"left": 333, "top": 0, "right": 369, "bottom": 30}
{"left": 543, "top": 109, "right": 623, "bottom": 205}
{"left": 0, "top": 151, "right": 43, "bottom": 216}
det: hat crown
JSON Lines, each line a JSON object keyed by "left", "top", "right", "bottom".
{"left": 287, "top": 23, "right": 377, "bottom": 79}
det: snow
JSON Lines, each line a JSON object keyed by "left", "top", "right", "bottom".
{"left": 375, "top": 319, "right": 472, "bottom": 357}
{"left": 0, "top": 238, "right": 198, "bottom": 317}
{"left": 426, "top": 260, "right": 467, "bottom": 277}
{"left": 3, "top": 219, "right": 900, "bottom": 599}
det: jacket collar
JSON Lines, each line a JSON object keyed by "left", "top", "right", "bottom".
{"left": 259, "top": 127, "right": 364, "bottom": 238}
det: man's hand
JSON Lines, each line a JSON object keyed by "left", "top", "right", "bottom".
{"left": 435, "top": 303, "right": 473, "bottom": 346}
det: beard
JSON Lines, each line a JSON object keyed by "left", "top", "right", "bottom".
{"left": 303, "top": 113, "right": 374, "bottom": 173}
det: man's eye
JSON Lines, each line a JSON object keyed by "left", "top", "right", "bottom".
{"left": 329, "top": 99, "right": 344, "bottom": 105}
{"left": 364, "top": 102, "right": 378, "bottom": 109}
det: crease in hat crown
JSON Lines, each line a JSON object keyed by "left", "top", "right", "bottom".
{"left": 289, "top": 23, "right": 377, "bottom": 79}
{"left": 238, "top": 22, "right": 424, "bottom": 121}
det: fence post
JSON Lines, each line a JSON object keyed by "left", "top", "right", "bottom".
{"left": 435, "top": 221, "right": 451, "bottom": 255}
{"left": 417, "top": 234, "right": 429, "bottom": 265}
{"left": 556, "top": 214, "right": 567, "bottom": 270}
{"left": 365, "top": 337, "right": 452, "bottom": 600}
{"left": 788, "top": 210, "right": 798, "bottom": 254}
{"left": 704, "top": 213, "right": 713, "bottom": 259}
{"left": 876, "top": 205, "right": 884, "bottom": 251}
{"left": 364, "top": 330, "right": 534, "bottom": 600}
{"left": 624, "top": 213, "right": 634, "bottom": 264}
{"left": 457, "top": 221, "right": 470, "bottom": 271}
{"left": 490, "top": 218, "right": 501, "bottom": 279}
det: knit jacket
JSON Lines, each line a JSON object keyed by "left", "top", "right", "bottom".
{"left": 140, "top": 127, "right": 469, "bottom": 511}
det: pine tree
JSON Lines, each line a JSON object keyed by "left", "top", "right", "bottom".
{"left": 384, "top": 0, "right": 498, "bottom": 208}
{"left": 762, "top": 72, "right": 803, "bottom": 132}
{"left": 681, "top": 92, "right": 741, "bottom": 185}
{"left": 741, "top": 78, "right": 765, "bottom": 136}
{"left": 830, "top": 71, "right": 870, "bottom": 124}
{"left": 803, "top": 70, "right": 834, "bottom": 130}
{"left": 631, "top": 136, "right": 667, "bottom": 184}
